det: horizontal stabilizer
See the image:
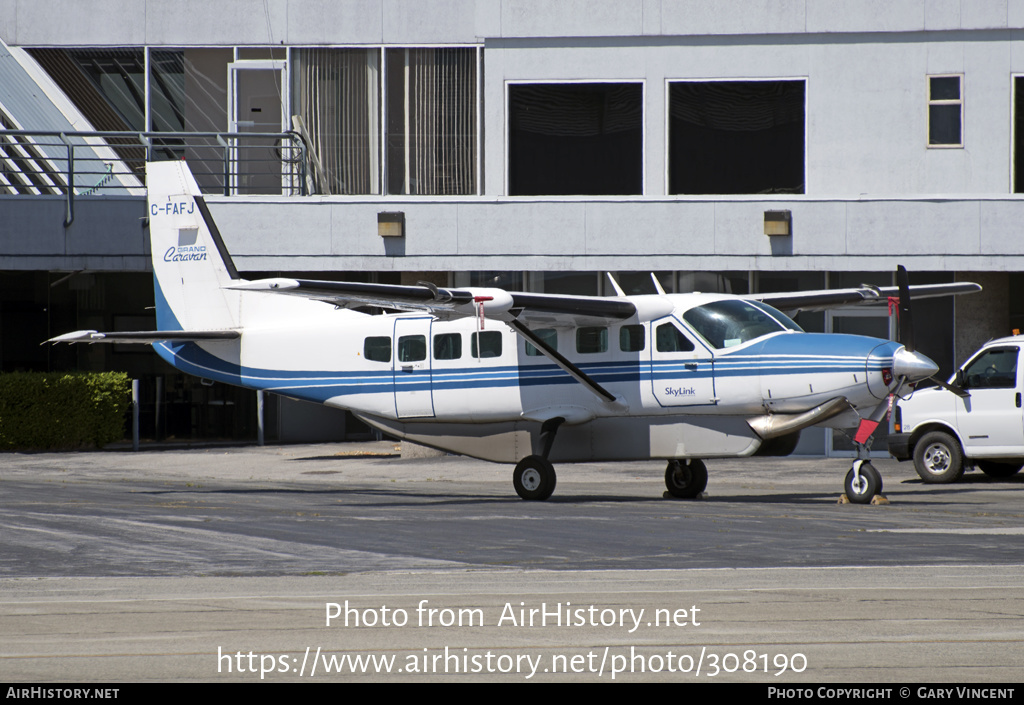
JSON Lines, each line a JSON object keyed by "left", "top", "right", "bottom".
{"left": 48, "top": 330, "right": 240, "bottom": 344}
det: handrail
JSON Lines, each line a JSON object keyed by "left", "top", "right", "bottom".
{"left": 0, "top": 130, "right": 310, "bottom": 227}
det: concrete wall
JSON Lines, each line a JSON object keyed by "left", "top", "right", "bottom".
{"left": 206, "top": 196, "right": 1024, "bottom": 274}
{"left": 4, "top": 1, "right": 1023, "bottom": 46}
{"left": 0, "top": 197, "right": 148, "bottom": 270}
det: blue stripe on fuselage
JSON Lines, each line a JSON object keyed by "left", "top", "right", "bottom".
{"left": 152, "top": 331, "right": 901, "bottom": 405}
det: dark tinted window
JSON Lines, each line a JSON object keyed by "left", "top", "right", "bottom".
{"left": 434, "top": 333, "right": 462, "bottom": 360}
{"left": 471, "top": 331, "right": 503, "bottom": 358}
{"left": 619, "top": 324, "right": 645, "bottom": 352}
{"left": 364, "top": 336, "right": 392, "bottom": 363}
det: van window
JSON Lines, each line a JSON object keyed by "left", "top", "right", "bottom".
{"left": 962, "top": 347, "right": 1019, "bottom": 389}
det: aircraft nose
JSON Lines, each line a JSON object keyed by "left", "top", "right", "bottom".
{"left": 892, "top": 347, "right": 939, "bottom": 383}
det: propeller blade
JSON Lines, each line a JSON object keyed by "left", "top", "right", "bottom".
{"left": 927, "top": 375, "right": 971, "bottom": 399}
{"left": 896, "top": 265, "right": 915, "bottom": 352}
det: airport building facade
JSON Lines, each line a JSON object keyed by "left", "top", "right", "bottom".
{"left": 2, "top": 0, "right": 1023, "bottom": 453}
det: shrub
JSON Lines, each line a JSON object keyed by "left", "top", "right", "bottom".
{"left": 0, "top": 372, "right": 131, "bottom": 450}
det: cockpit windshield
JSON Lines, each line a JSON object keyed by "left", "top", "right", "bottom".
{"left": 682, "top": 299, "right": 802, "bottom": 349}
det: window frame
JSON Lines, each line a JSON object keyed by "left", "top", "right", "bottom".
{"left": 927, "top": 73, "right": 964, "bottom": 149}
{"left": 665, "top": 77, "right": 807, "bottom": 195}
{"left": 506, "top": 79, "right": 646, "bottom": 197}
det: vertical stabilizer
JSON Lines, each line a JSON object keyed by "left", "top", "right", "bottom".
{"left": 147, "top": 161, "right": 241, "bottom": 331}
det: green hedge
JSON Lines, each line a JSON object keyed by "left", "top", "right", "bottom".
{"left": 0, "top": 372, "right": 131, "bottom": 450}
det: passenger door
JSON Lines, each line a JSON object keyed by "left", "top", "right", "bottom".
{"left": 393, "top": 317, "right": 434, "bottom": 418}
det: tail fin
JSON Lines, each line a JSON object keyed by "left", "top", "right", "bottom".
{"left": 147, "top": 161, "right": 241, "bottom": 331}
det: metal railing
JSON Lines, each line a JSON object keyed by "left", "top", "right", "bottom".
{"left": 0, "top": 130, "right": 310, "bottom": 226}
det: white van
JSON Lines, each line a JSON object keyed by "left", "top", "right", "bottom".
{"left": 888, "top": 335, "right": 1024, "bottom": 483}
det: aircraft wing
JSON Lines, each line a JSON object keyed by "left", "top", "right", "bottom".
{"left": 48, "top": 330, "right": 241, "bottom": 344}
{"left": 228, "top": 278, "right": 639, "bottom": 326}
{"left": 753, "top": 281, "right": 982, "bottom": 313}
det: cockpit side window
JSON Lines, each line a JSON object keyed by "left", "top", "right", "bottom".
{"left": 655, "top": 322, "right": 695, "bottom": 352}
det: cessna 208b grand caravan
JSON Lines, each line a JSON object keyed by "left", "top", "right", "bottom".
{"left": 52, "top": 161, "right": 981, "bottom": 503}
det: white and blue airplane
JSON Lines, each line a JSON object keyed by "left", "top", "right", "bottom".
{"left": 51, "top": 161, "right": 980, "bottom": 503}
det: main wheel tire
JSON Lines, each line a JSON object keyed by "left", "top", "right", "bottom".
{"left": 664, "top": 459, "right": 708, "bottom": 498}
{"left": 844, "top": 461, "right": 882, "bottom": 504}
{"left": 513, "top": 455, "right": 556, "bottom": 501}
{"left": 976, "top": 460, "right": 1023, "bottom": 479}
{"left": 913, "top": 431, "right": 964, "bottom": 483}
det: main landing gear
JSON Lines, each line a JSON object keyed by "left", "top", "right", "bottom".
{"left": 513, "top": 417, "right": 563, "bottom": 501}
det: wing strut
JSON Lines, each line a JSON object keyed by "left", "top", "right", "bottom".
{"left": 508, "top": 320, "right": 617, "bottom": 404}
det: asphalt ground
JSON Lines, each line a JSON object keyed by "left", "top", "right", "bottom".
{"left": 2, "top": 443, "right": 1023, "bottom": 683}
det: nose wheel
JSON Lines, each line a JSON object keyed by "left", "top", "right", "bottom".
{"left": 844, "top": 459, "right": 883, "bottom": 504}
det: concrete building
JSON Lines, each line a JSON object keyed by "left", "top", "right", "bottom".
{"left": 2, "top": 0, "right": 1022, "bottom": 453}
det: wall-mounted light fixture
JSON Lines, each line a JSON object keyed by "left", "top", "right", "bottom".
{"left": 378, "top": 212, "right": 405, "bottom": 237}
{"left": 764, "top": 210, "right": 792, "bottom": 236}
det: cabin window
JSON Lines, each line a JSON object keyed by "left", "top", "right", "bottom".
{"left": 619, "top": 325, "right": 645, "bottom": 352}
{"left": 433, "top": 333, "right": 462, "bottom": 360}
{"left": 364, "top": 336, "right": 392, "bottom": 363}
{"left": 655, "top": 323, "right": 695, "bottom": 353}
{"left": 576, "top": 327, "right": 608, "bottom": 354}
{"left": 471, "top": 331, "right": 503, "bottom": 358}
{"left": 398, "top": 335, "right": 426, "bottom": 362}
{"left": 525, "top": 329, "right": 558, "bottom": 356}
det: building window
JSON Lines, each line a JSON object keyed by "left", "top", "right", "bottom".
{"left": 509, "top": 83, "right": 643, "bottom": 195}
{"left": 385, "top": 47, "right": 478, "bottom": 195}
{"left": 1016, "top": 77, "right": 1024, "bottom": 193}
{"left": 928, "top": 75, "right": 963, "bottom": 148}
{"left": 294, "top": 48, "right": 381, "bottom": 195}
{"left": 669, "top": 80, "right": 805, "bottom": 194}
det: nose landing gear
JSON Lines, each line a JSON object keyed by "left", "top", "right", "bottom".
{"left": 844, "top": 458, "right": 883, "bottom": 504}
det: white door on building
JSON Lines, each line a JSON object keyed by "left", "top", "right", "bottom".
{"left": 229, "top": 60, "right": 285, "bottom": 194}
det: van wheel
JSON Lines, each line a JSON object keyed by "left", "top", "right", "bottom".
{"left": 913, "top": 431, "right": 964, "bottom": 483}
